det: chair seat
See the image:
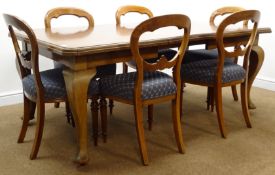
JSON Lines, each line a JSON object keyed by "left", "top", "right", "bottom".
{"left": 126, "top": 49, "right": 177, "bottom": 69}
{"left": 22, "top": 68, "right": 99, "bottom": 101}
{"left": 181, "top": 59, "right": 246, "bottom": 84}
{"left": 99, "top": 71, "right": 177, "bottom": 100}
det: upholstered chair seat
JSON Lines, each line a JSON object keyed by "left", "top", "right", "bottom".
{"left": 181, "top": 59, "right": 245, "bottom": 84}
{"left": 100, "top": 71, "right": 176, "bottom": 100}
{"left": 22, "top": 68, "right": 99, "bottom": 101}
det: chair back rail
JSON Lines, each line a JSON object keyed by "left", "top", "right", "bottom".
{"left": 44, "top": 7, "right": 94, "bottom": 29}
{"left": 210, "top": 6, "right": 248, "bottom": 29}
{"left": 116, "top": 5, "right": 153, "bottom": 25}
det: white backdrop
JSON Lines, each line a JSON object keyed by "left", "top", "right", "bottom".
{"left": 0, "top": 0, "right": 274, "bottom": 106}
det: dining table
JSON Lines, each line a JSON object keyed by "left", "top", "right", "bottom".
{"left": 15, "top": 21, "right": 271, "bottom": 165}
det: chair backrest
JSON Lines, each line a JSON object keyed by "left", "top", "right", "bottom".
{"left": 3, "top": 14, "right": 44, "bottom": 98}
{"left": 44, "top": 7, "right": 94, "bottom": 29}
{"left": 216, "top": 10, "right": 260, "bottom": 81}
{"left": 210, "top": 6, "right": 248, "bottom": 29}
{"left": 115, "top": 5, "right": 153, "bottom": 25}
{"left": 130, "top": 14, "right": 190, "bottom": 91}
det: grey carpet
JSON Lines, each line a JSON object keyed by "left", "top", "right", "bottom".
{"left": 0, "top": 85, "right": 275, "bottom": 175}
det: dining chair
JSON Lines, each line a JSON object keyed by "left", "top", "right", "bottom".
{"left": 115, "top": 5, "right": 177, "bottom": 130}
{"left": 3, "top": 13, "right": 100, "bottom": 159}
{"left": 181, "top": 10, "right": 260, "bottom": 138}
{"left": 182, "top": 6, "right": 247, "bottom": 112}
{"left": 44, "top": 7, "right": 116, "bottom": 144}
{"left": 99, "top": 14, "right": 190, "bottom": 165}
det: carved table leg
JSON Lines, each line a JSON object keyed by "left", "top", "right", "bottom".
{"left": 247, "top": 46, "right": 264, "bottom": 109}
{"left": 63, "top": 68, "right": 96, "bottom": 165}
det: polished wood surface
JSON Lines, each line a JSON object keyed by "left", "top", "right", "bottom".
{"left": 3, "top": 13, "right": 69, "bottom": 161}
{"left": 15, "top": 17, "right": 271, "bottom": 165}
{"left": 100, "top": 14, "right": 190, "bottom": 165}
{"left": 44, "top": 7, "right": 94, "bottom": 29}
{"left": 207, "top": 6, "right": 248, "bottom": 110}
{"left": 213, "top": 10, "right": 260, "bottom": 137}
{"left": 209, "top": 6, "right": 248, "bottom": 29}
{"left": 115, "top": 5, "right": 153, "bottom": 25}
{"left": 44, "top": 7, "right": 101, "bottom": 144}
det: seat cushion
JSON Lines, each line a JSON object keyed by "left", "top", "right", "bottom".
{"left": 22, "top": 68, "right": 99, "bottom": 101}
{"left": 99, "top": 71, "right": 177, "bottom": 100}
{"left": 181, "top": 59, "right": 246, "bottom": 84}
{"left": 126, "top": 48, "right": 177, "bottom": 69}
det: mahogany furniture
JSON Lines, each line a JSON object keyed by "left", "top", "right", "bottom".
{"left": 181, "top": 10, "right": 260, "bottom": 138}
{"left": 100, "top": 14, "right": 190, "bottom": 165}
{"left": 183, "top": 6, "right": 248, "bottom": 112}
{"left": 3, "top": 13, "right": 97, "bottom": 159}
{"left": 115, "top": 5, "right": 177, "bottom": 130}
{"left": 44, "top": 7, "right": 116, "bottom": 145}
{"left": 13, "top": 15, "right": 271, "bottom": 165}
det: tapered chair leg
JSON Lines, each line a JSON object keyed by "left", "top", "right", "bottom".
{"left": 29, "top": 101, "right": 36, "bottom": 120}
{"left": 134, "top": 104, "right": 149, "bottom": 166}
{"left": 147, "top": 105, "right": 153, "bottom": 131}
{"left": 180, "top": 82, "right": 184, "bottom": 119}
{"left": 231, "top": 85, "right": 238, "bottom": 101}
{"left": 30, "top": 101, "right": 45, "bottom": 160}
{"left": 18, "top": 96, "right": 32, "bottom": 143}
{"left": 100, "top": 97, "right": 108, "bottom": 143}
{"left": 214, "top": 87, "right": 227, "bottom": 138}
{"left": 207, "top": 87, "right": 215, "bottom": 112}
{"left": 91, "top": 96, "right": 99, "bottom": 146}
{"left": 240, "top": 82, "right": 252, "bottom": 128}
{"left": 171, "top": 99, "right": 185, "bottom": 153}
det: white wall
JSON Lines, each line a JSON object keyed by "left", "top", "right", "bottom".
{"left": 0, "top": 0, "right": 274, "bottom": 106}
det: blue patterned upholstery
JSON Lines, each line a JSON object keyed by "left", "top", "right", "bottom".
{"left": 22, "top": 68, "right": 99, "bottom": 101}
{"left": 99, "top": 71, "right": 176, "bottom": 100}
{"left": 181, "top": 59, "right": 246, "bottom": 84}
{"left": 126, "top": 49, "right": 177, "bottom": 68}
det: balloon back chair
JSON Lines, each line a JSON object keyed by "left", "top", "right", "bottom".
{"left": 100, "top": 14, "right": 191, "bottom": 165}
{"left": 181, "top": 10, "right": 260, "bottom": 138}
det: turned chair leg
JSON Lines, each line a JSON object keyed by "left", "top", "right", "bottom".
{"left": 206, "top": 87, "right": 215, "bottom": 112}
{"left": 100, "top": 97, "right": 108, "bottom": 143}
{"left": 109, "top": 99, "right": 114, "bottom": 115}
{"left": 90, "top": 96, "right": 99, "bottom": 146}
